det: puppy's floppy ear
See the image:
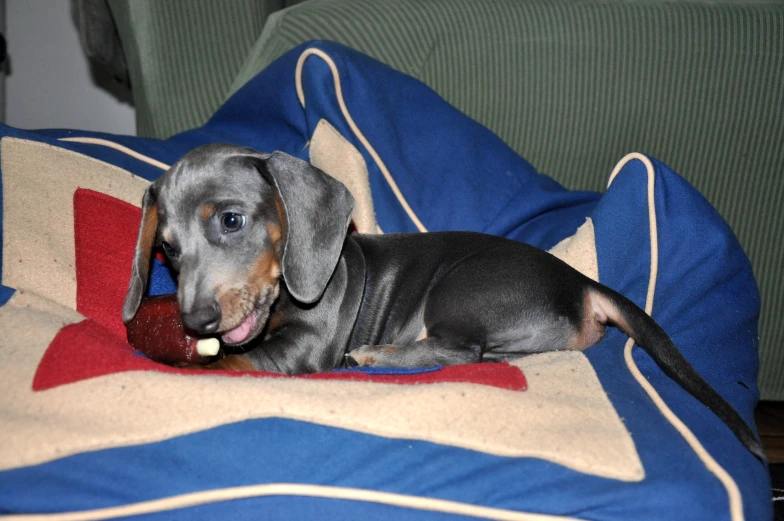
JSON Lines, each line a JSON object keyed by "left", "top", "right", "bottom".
{"left": 122, "top": 184, "right": 159, "bottom": 323}
{"left": 252, "top": 151, "right": 355, "bottom": 303}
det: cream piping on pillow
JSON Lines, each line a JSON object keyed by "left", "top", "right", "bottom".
{"left": 1, "top": 483, "right": 581, "bottom": 521}
{"left": 295, "top": 47, "right": 428, "bottom": 233}
{"left": 609, "top": 152, "right": 744, "bottom": 521}
{"left": 58, "top": 137, "right": 170, "bottom": 171}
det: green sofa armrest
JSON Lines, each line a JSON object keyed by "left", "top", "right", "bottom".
{"left": 107, "top": 0, "right": 290, "bottom": 139}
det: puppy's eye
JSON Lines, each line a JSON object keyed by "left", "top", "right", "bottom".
{"left": 221, "top": 212, "right": 245, "bottom": 233}
{"left": 161, "top": 241, "right": 177, "bottom": 258}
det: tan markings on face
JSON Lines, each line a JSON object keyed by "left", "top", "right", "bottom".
{"left": 216, "top": 286, "right": 245, "bottom": 330}
{"left": 214, "top": 249, "right": 281, "bottom": 331}
{"left": 200, "top": 203, "right": 216, "bottom": 220}
{"left": 138, "top": 202, "right": 159, "bottom": 263}
{"left": 267, "top": 223, "right": 281, "bottom": 248}
{"left": 160, "top": 229, "right": 173, "bottom": 245}
{"left": 252, "top": 250, "right": 281, "bottom": 285}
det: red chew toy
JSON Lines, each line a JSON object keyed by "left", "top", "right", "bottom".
{"left": 126, "top": 294, "right": 220, "bottom": 365}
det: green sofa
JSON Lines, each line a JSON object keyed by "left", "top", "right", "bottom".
{"left": 100, "top": 0, "right": 784, "bottom": 399}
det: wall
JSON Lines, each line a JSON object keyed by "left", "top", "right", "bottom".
{"left": 5, "top": 0, "right": 135, "bottom": 135}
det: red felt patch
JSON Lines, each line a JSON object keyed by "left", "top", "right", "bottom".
{"left": 73, "top": 188, "right": 139, "bottom": 339}
{"left": 34, "top": 319, "right": 157, "bottom": 391}
{"left": 34, "top": 318, "right": 527, "bottom": 391}
{"left": 31, "top": 189, "right": 527, "bottom": 392}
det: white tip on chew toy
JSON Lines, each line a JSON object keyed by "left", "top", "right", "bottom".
{"left": 196, "top": 338, "right": 221, "bottom": 356}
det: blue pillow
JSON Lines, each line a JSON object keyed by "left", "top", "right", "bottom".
{"left": 0, "top": 41, "right": 768, "bottom": 521}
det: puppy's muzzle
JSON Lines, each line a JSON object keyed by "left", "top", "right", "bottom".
{"left": 181, "top": 301, "right": 221, "bottom": 335}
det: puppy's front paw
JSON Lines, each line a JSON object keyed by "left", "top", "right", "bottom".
{"left": 345, "top": 351, "right": 375, "bottom": 367}
{"left": 345, "top": 344, "right": 400, "bottom": 367}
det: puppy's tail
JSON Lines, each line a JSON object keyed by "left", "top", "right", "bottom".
{"left": 586, "top": 285, "right": 765, "bottom": 462}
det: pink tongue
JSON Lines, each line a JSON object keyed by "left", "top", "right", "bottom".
{"left": 221, "top": 312, "right": 257, "bottom": 344}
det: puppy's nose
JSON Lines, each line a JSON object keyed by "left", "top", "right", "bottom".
{"left": 182, "top": 302, "right": 221, "bottom": 334}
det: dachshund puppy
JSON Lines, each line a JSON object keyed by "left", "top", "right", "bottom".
{"left": 122, "top": 144, "right": 763, "bottom": 461}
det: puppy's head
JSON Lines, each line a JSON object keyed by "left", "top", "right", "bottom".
{"left": 122, "top": 144, "right": 355, "bottom": 347}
